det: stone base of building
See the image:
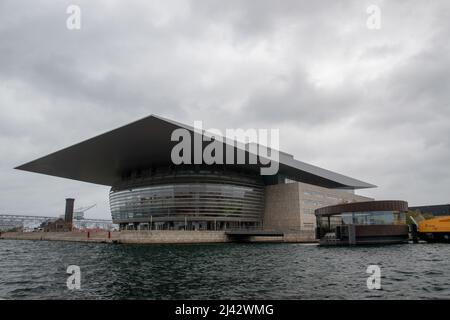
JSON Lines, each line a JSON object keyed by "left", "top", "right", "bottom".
{"left": 0, "top": 230, "right": 318, "bottom": 244}
{"left": 282, "top": 231, "right": 317, "bottom": 243}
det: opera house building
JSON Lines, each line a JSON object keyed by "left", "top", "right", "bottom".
{"left": 16, "top": 115, "right": 375, "bottom": 242}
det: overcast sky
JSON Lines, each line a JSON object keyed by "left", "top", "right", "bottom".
{"left": 1, "top": 0, "right": 449, "bottom": 219}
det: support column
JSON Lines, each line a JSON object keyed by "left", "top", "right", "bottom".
{"left": 348, "top": 224, "right": 356, "bottom": 245}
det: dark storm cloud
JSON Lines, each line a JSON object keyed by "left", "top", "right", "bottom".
{"left": 1, "top": 0, "right": 450, "bottom": 218}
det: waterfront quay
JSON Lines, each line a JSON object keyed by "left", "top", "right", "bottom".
{"left": 0, "top": 230, "right": 316, "bottom": 244}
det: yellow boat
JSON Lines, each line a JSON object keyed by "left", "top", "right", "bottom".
{"left": 416, "top": 216, "right": 450, "bottom": 242}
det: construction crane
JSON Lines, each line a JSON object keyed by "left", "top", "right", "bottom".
{"left": 73, "top": 204, "right": 97, "bottom": 220}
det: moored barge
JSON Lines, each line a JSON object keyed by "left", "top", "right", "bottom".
{"left": 412, "top": 216, "right": 450, "bottom": 243}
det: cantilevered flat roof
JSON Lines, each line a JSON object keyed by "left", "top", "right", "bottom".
{"left": 15, "top": 115, "right": 376, "bottom": 189}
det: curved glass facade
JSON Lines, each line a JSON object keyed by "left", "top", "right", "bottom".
{"left": 341, "top": 211, "right": 406, "bottom": 225}
{"left": 317, "top": 211, "right": 407, "bottom": 234}
{"left": 110, "top": 169, "right": 264, "bottom": 230}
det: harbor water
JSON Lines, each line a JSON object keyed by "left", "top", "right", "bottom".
{"left": 0, "top": 239, "right": 449, "bottom": 299}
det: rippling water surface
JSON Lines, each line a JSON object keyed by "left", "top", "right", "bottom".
{"left": 1, "top": 239, "right": 450, "bottom": 299}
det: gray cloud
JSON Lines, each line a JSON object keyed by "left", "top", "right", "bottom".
{"left": 1, "top": 0, "right": 450, "bottom": 218}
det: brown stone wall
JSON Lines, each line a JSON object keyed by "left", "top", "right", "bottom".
{"left": 263, "top": 183, "right": 301, "bottom": 232}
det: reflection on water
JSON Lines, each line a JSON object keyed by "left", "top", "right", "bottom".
{"left": 0, "top": 239, "right": 450, "bottom": 299}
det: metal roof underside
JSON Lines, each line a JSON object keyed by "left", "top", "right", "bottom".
{"left": 15, "top": 115, "right": 376, "bottom": 189}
